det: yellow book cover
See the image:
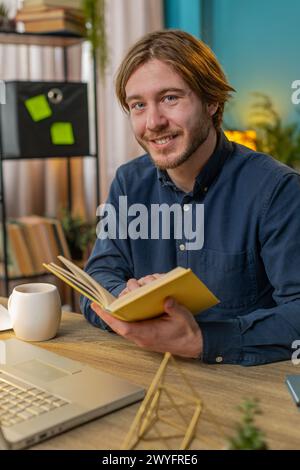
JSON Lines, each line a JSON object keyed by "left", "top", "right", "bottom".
{"left": 44, "top": 256, "right": 219, "bottom": 322}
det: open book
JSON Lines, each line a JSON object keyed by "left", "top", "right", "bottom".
{"left": 43, "top": 256, "right": 220, "bottom": 322}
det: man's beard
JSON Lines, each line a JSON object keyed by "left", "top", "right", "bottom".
{"left": 137, "top": 117, "right": 212, "bottom": 170}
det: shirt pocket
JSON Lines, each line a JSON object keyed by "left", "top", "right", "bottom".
{"left": 197, "top": 249, "right": 257, "bottom": 309}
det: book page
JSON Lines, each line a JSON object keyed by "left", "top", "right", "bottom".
{"left": 43, "top": 262, "right": 104, "bottom": 308}
{"left": 58, "top": 256, "right": 116, "bottom": 308}
{"left": 49, "top": 262, "right": 102, "bottom": 301}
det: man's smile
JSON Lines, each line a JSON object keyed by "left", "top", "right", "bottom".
{"left": 146, "top": 133, "right": 180, "bottom": 149}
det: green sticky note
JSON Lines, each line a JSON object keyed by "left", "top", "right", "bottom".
{"left": 24, "top": 94, "right": 52, "bottom": 122}
{"left": 50, "top": 122, "right": 75, "bottom": 145}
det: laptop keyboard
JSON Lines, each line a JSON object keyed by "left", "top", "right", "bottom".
{"left": 0, "top": 373, "right": 69, "bottom": 428}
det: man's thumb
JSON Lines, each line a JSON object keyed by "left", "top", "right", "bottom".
{"left": 164, "top": 297, "right": 191, "bottom": 317}
{"left": 164, "top": 296, "right": 181, "bottom": 312}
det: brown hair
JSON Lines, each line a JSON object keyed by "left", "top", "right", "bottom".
{"left": 115, "top": 29, "right": 235, "bottom": 130}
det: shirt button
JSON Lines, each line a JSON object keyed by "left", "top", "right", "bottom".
{"left": 183, "top": 204, "right": 190, "bottom": 212}
{"left": 215, "top": 356, "right": 223, "bottom": 363}
{"left": 203, "top": 186, "right": 208, "bottom": 193}
{"left": 179, "top": 244, "right": 186, "bottom": 251}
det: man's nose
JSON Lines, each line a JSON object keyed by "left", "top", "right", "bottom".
{"left": 146, "top": 105, "right": 168, "bottom": 131}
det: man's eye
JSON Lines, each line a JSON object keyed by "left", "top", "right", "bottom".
{"left": 131, "top": 102, "right": 145, "bottom": 111}
{"left": 163, "top": 95, "right": 178, "bottom": 104}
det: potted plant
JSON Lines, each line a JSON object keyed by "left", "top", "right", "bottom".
{"left": 60, "top": 208, "right": 96, "bottom": 261}
{"left": 249, "top": 92, "right": 300, "bottom": 168}
{"left": 226, "top": 399, "right": 268, "bottom": 450}
{"left": 82, "top": 0, "right": 108, "bottom": 77}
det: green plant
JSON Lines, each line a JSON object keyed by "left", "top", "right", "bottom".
{"left": 0, "top": 3, "right": 9, "bottom": 18}
{"left": 227, "top": 399, "right": 268, "bottom": 450}
{"left": 82, "top": 0, "right": 108, "bottom": 78}
{"left": 249, "top": 92, "right": 300, "bottom": 168}
{"left": 60, "top": 209, "right": 96, "bottom": 260}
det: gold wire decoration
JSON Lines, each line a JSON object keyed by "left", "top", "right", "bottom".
{"left": 121, "top": 352, "right": 203, "bottom": 450}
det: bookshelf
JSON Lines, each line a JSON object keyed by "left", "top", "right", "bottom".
{"left": 0, "top": 31, "right": 100, "bottom": 298}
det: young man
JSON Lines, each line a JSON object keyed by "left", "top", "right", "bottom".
{"left": 81, "top": 30, "right": 300, "bottom": 365}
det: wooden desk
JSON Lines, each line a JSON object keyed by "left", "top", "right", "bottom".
{"left": 1, "top": 307, "right": 300, "bottom": 450}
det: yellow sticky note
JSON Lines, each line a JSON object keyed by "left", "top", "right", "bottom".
{"left": 50, "top": 122, "right": 75, "bottom": 145}
{"left": 24, "top": 95, "right": 52, "bottom": 122}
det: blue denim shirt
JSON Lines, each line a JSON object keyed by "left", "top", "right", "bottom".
{"left": 81, "top": 132, "right": 300, "bottom": 366}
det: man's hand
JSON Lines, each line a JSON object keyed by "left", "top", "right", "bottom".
{"left": 118, "top": 274, "right": 164, "bottom": 297}
{"left": 91, "top": 296, "right": 203, "bottom": 359}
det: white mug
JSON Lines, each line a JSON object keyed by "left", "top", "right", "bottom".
{"left": 8, "top": 283, "right": 61, "bottom": 342}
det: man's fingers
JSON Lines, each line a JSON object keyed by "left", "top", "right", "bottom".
{"left": 153, "top": 273, "right": 165, "bottom": 279}
{"left": 122, "top": 274, "right": 165, "bottom": 294}
{"left": 91, "top": 303, "right": 113, "bottom": 324}
{"left": 138, "top": 275, "right": 157, "bottom": 285}
{"left": 91, "top": 302, "right": 130, "bottom": 336}
{"left": 118, "top": 287, "right": 129, "bottom": 297}
{"left": 126, "top": 278, "right": 141, "bottom": 291}
{"left": 163, "top": 297, "right": 191, "bottom": 316}
{"left": 91, "top": 302, "right": 147, "bottom": 340}
{"left": 118, "top": 275, "right": 159, "bottom": 297}
{"left": 138, "top": 274, "right": 165, "bottom": 285}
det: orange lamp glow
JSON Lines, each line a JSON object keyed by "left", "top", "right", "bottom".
{"left": 224, "top": 130, "right": 257, "bottom": 151}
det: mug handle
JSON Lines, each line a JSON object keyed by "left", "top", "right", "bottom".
{"left": 7, "top": 294, "right": 15, "bottom": 326}
{"left": 7, "top": 294, "right": 12, "bottom": 313}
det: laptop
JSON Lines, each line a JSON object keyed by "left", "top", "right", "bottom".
{"left": 0, "top": 338, "right": 145, "bottom": 450}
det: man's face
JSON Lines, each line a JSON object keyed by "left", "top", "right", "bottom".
{"left": 125, "top": 59, "right": 215, "bottom": 170}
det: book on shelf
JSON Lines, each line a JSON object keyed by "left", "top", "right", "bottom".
{"left": 19, "top": 220, "right": 47, "bottom": 274}
{"left": 18, "top": 18, "right": 85, "bottom": 36}
{"left": 43, "top": 256, "right": 220, "bottom": 322}
{"left": 19, "top": 216, "right": 58, "bottom": 269}
{"left": 7, "top": 223, "right": 35, "bottom": 276}
{"left": 22, "top": 0, "right": 83, "bottom": 10}
{"left": 0, "top": 222, "right": 35, "bottom": 277}
{"left": 18, "top": 216, "right": 71, "bottom": 272}
{"left": 21, "top": 18, "right": 85, "bottom": 36}
{"left": 0, "top": 225, "right": 21, "bottom": 277}
{"left": 0, "top": 217, "right": 70, "bottom": 278}
{"left": 46, "top": 217, "right": 71, "bottom": 259}
{"left": 16, "top": 6, "right": 85, "bottom": 22}
{"left": 16, "top": 5, "right": 85, "bottom": 36}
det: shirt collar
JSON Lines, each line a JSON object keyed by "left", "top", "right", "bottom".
{"left": 157, "top": 130, "right": 233, "bottom": 195}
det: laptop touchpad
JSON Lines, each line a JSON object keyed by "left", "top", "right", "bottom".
{"left": 15, "top": 359, "right": 69, "bottom": 382}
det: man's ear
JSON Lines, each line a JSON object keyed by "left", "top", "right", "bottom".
{"left": 206, "top": 103, "right": 219, "bottom": 117}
